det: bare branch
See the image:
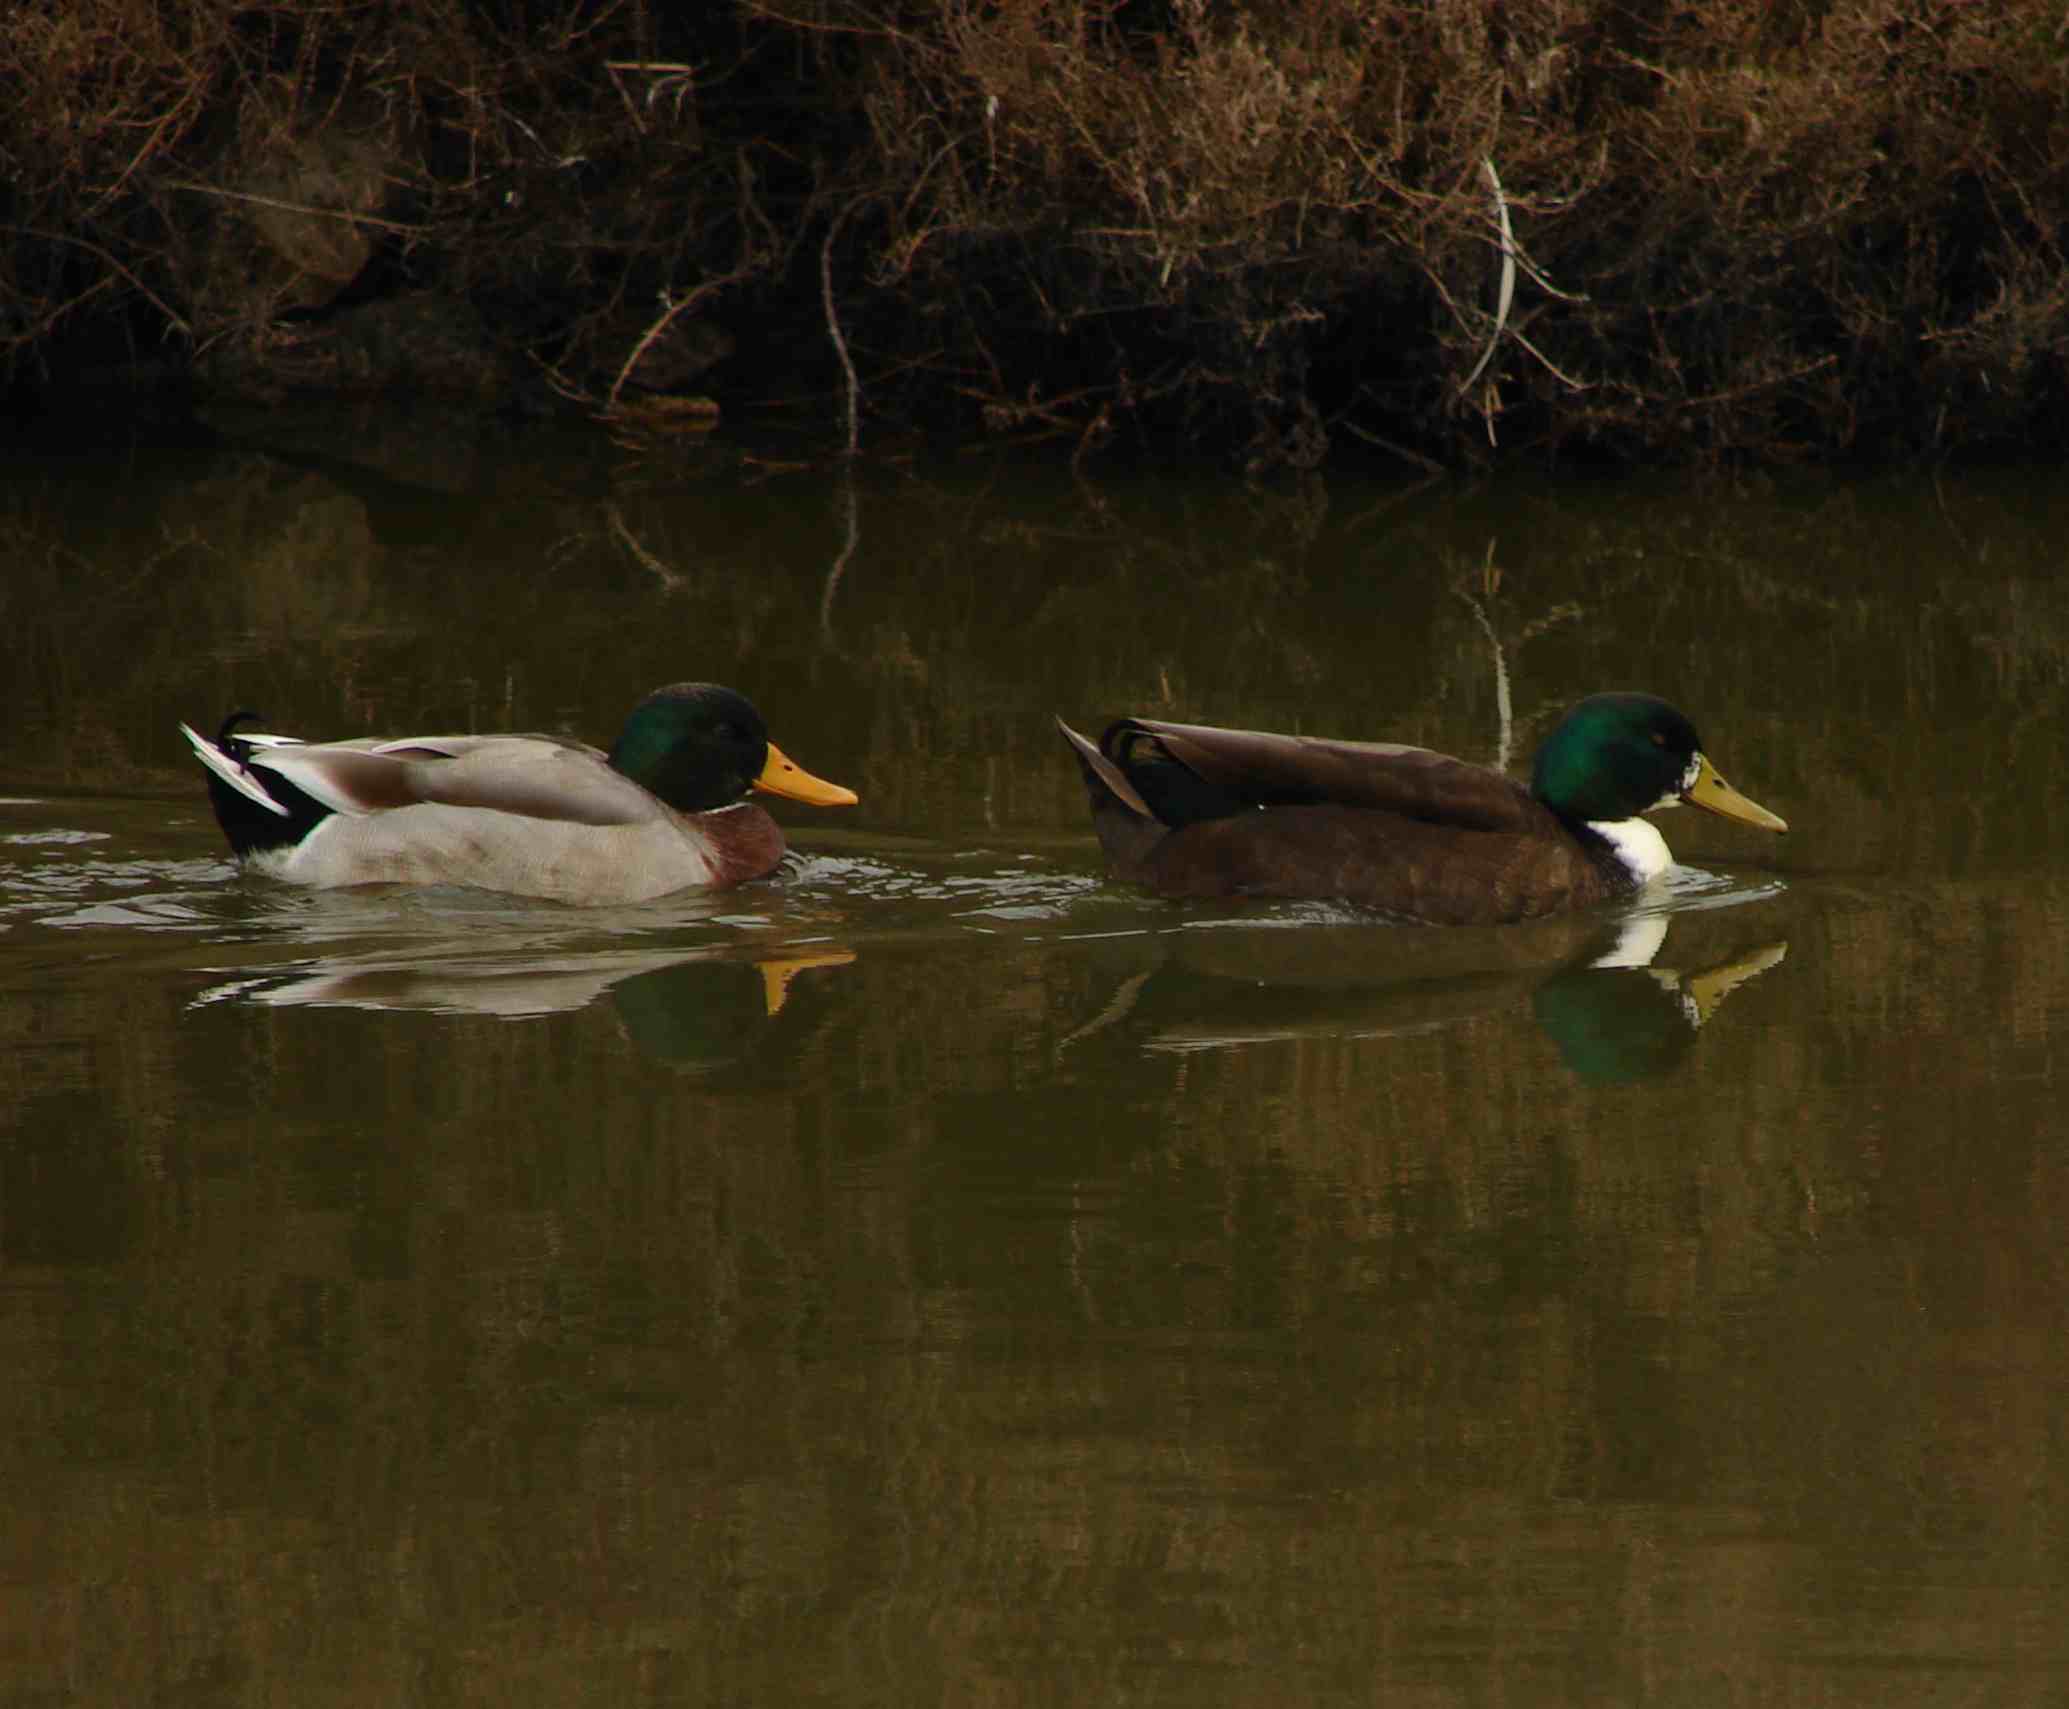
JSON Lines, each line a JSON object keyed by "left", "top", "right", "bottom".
{"left": 1457, "top": 157, "right": 1515, "bottom": 393}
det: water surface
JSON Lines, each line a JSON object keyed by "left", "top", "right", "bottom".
{"left": 2, "top": 429, "right": 2066, "bottom": 1704}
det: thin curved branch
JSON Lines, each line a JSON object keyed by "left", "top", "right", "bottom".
{"left": 1457, "top": 157, "right": 1515, "bottom": 393}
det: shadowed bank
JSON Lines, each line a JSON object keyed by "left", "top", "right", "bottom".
{"left": 7, "top": 0, "right": 2069, "bottom": 469}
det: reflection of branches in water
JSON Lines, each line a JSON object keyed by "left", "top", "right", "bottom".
{"left": 820, "top": 468, "right": 860, "bottom": 641}
{"left": 538, "top": 518, "right": 600, "bottom": 585}
{"left": 606, "top": 501, "right": 688, "bottom": 592}
{"left": 1453, "top": 539, "right": 1591, "bottom": 770}
{"left": 1056, "top": 965, "right": 1155, "bottom": 1054}
{"left": 1464, "top": 537, "right": 1514, "bottom": 765}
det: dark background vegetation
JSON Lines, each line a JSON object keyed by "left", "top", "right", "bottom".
{"left": 4, "top": 0, "right": 2067, "bottom": 469}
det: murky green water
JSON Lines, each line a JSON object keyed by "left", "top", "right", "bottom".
{"left": 3, "top": 423, "right": 2067, "bottom": 1704}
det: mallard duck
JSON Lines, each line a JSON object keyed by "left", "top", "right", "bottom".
{"left": 1057, "top": 692, "right": 1785, "bottom": 925}
{"left": 182, "top": 682, "right": 857, "bottom": 904}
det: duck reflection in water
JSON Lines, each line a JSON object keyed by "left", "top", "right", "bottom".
{"left": 196, "top": 942, "right": 854, "bottom": 1074}
{"left": 1060, "top": 907, "right": 1787, "bottom": 1087}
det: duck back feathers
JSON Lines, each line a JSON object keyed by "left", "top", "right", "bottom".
{"left": 182, "top": 683, "right": 854, "bottom": 903}
{"left": 1058, "top": 696, "right": 1785, "bottom": 926}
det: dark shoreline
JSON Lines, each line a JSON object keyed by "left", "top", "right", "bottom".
{"left": 7, "top": 2, "right": 2067, "bottom": 471}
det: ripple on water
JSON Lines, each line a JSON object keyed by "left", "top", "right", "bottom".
{"left": 788, "top": 851, "right": 1106, "bottom": 924}
{"left": 0, "top": 813, "right": 1787, "bottom": 1015}
{"left": 1155, "top": 863, "right": 1784, "bottom": 934}
{"left": 2, "top": 828, "right": 112, "bottom": 847}
{"left": 0, "top": 857, "right": 236, "bottom": 927}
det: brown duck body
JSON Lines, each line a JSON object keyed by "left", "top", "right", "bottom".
{"left": 1057, "top": 709, "right": 1769, "bottom": 926}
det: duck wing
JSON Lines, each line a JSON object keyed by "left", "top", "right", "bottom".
{"left": 1106, "top": 717, "right": 1546, "bottom": 833}
{"left": 246, "top": 733, "right": 669, "bottom": 827}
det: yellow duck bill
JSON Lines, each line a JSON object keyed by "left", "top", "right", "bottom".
{"left": 1682, "top": 754, "right": 1787, "bottom": 833}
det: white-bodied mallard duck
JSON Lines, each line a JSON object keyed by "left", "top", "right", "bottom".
{"left": 183, "top": 682, "right": 856, "bottom": 904}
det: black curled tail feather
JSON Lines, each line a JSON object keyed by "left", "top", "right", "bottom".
{"left": 1056, "top": 716, "right": 1169, "bottom": 882}
{"left": 193, "top": 714, "right": 332, "bottom": 859}
{"left": 1100, "top": 720, "right": 1254, "bottom": 828}
{"left": 215, "top": 709, "right": 267, "bottom": 764}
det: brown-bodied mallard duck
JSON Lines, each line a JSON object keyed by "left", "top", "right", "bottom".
{"left": 182, "top": 682, "right": 856, "bottom": 904}
{"left": 1057, "top": 692, "right": 1785, "bottom": 925}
